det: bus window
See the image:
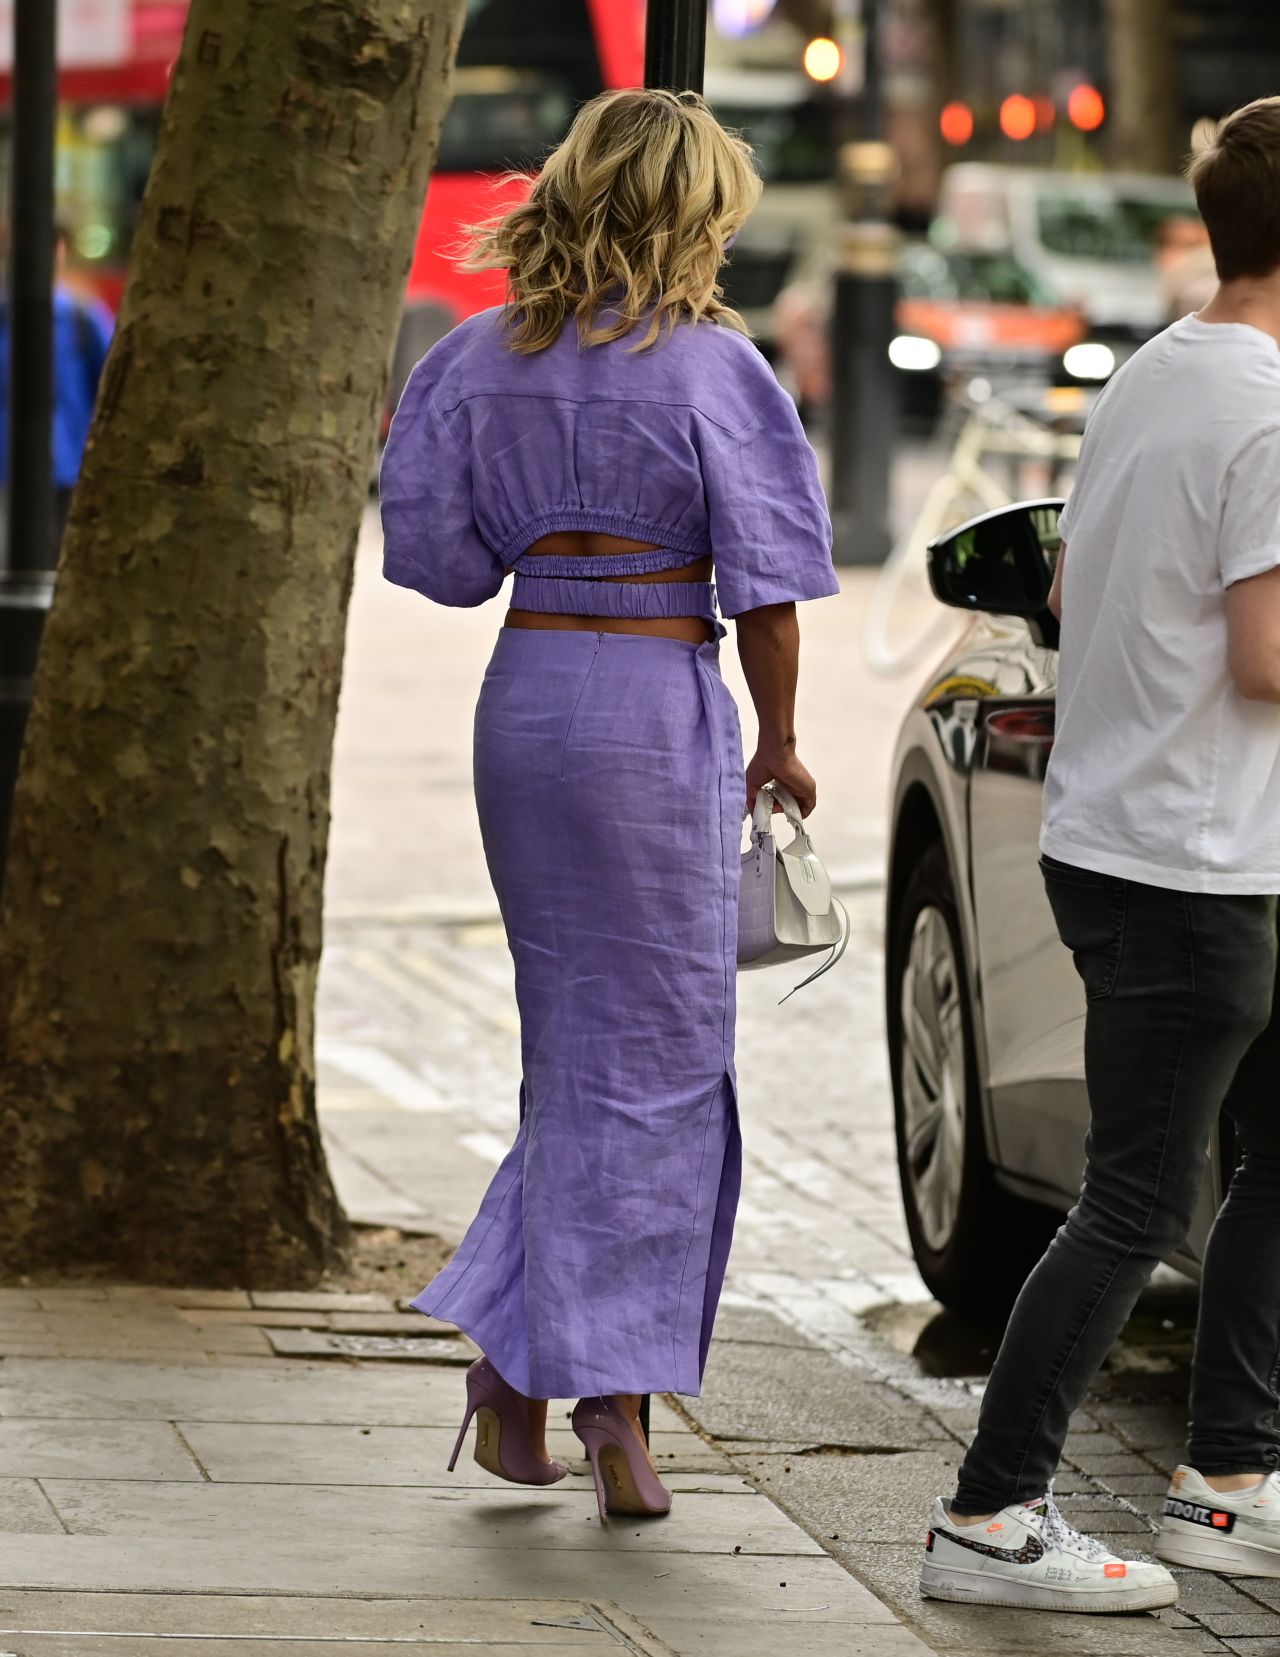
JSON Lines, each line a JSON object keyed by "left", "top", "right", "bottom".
{"left": 437, "top": 68, "right": 577, "bottom": 174}
{"left": 438, "top": 0, "right": 603, "bottom": 175}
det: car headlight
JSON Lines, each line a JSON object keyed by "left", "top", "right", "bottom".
{"left": 888, "top": 334, "right": 943, "bottom": 372}
{"left": 1063, "top": 342, "right": 1115, "bottom": 381}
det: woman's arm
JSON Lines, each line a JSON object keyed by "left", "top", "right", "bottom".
{"left": 734, "top": 601, "right": 817, "bottom": 817}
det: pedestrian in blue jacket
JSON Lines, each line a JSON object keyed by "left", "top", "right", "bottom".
{"left": 0, "top": 224, "right": 113, "bottom": 555}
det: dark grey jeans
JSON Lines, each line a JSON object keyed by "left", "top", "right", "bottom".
{"left": 953, "top": 855, "right": 1280, "bottom": 1515}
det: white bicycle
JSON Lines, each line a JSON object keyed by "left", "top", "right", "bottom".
{"left": 864, "top": 381, "right": 1088, "bottom": 677}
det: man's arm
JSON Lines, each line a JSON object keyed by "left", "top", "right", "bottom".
{"left": 1226, "top": 565, "right": 1280, "bottom": 702}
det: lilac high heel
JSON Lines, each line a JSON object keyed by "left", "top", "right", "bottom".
{"left": 571, "top": 1396, "right": 672, "bottom": 1522}
{"left": 448, "top": 1357, "right": 569, "bottom": 1487}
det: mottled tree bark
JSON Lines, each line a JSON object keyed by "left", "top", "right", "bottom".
{"left": 0, "top": 0, "right": 467, "bottom": 1284}
{"left": 1105, "top": 0, "right": 1183, "bottom": 175}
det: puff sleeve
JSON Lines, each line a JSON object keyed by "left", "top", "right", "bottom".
{"left": 697, "top": 369, "right": 838, "bottom": 619}
{"left": 379, "top": 356, "right": 506, "bottom": 607}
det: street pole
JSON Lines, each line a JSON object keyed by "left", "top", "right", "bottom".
{"left": 829, "top": 0, "right": 898, "bottom": 566}
{"left": 641, "top": 0, "right": 708, "bottom": 1450}
{"left": 645, "top": 0, "right": 707, "bottom": 93}
{"left": 0, "top": 0, "right": 58, "bottom": 885}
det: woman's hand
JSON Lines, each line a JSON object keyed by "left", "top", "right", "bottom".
{"left": 746, "top": 744, "right": 816, "bottom": 818}
{"left": 734, "top": 602, "right": 815, "bottom": 815}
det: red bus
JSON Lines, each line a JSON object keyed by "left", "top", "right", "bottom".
{"left": 2, "top": 0, "right": 644, "bottom": 338}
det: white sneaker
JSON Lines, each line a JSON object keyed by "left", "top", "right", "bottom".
{"left": 1156, "top": 1465, "right": 1280, "bottom": 1576}
{"left": 920, "top": 1493, "right": 1178, "bottom": 1613}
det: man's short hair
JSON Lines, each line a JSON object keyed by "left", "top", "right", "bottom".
{"left": 1188, "top": 97, "right": 1280, "bottom": 282}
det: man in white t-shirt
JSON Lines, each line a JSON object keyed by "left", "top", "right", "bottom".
{"left": 919, "top": 98, "right": 1280, "bottom": 1614}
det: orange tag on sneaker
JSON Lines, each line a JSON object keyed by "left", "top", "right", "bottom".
{"left": 1213, "top": 1512, "right": 1231, "bottom": 1527}
{"left": 1104, "top": 1562, "right": 1127, "bottom": 1578}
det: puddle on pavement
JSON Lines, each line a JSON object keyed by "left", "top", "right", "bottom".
{"left": 862, "top": 1277, "right": 1200, "bottom": 1383}
{"left": 862, "top": 1301, "right": 1000, "bottom": 1378}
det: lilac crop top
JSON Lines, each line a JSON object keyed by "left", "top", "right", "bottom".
{"left": 378, "top": 305, "right": 839, "bottom": 621}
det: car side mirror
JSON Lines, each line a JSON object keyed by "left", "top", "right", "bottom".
{"left": 927, "top": 499, "right": 1064, "bottom": 649}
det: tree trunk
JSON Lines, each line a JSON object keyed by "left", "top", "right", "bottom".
{"left": 0, "top": 0, "right": 467, "bottom": 1285}
{"left": 1104, "top": 0, "right": 1182, "bottom": 175}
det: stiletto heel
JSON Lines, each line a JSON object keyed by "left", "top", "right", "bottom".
{"left": 571, "top": 1396, "right": 672, "bottom": 1521}
{"left": 578, "top": 1433, "right": 611, "bottom": 1523}
{"left": 449, "top": 1357, "right": 568, "bottom": 1487}
{"left": 447, "top": 1397, "right": 477, "bottom": 1473}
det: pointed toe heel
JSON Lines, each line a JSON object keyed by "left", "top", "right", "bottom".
{"left": 572, "top": 1396, "right": 672, "bottom": 1523}
{"left": 449, "top": 1357, "right": 568, "bottom": 1487}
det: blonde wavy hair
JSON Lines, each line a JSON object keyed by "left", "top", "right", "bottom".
{"left": 465, "top": 88, "right": 762, "bottom": 353}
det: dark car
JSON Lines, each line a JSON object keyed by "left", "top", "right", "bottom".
{"left": 885, "top": 501, "right": 1225, "bottom": 1319}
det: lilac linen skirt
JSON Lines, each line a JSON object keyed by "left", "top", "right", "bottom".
{"left": 412, "top": 626, "right": 745, "bottom": 1398}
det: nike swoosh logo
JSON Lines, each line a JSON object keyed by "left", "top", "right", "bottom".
{"left": 935, "top": 1527, "right": 1047, "bottom": 1566}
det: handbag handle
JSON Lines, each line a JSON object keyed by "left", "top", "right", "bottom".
{"left": 751, "top": 781, "right": 805, "bottom": 838}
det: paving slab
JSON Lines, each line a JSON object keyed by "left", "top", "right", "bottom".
{"left": 710, "top": 1300, "right": 818, "bottom": 1350}
{"left": 328, "top": 1311, "right": 456, "bottom": 1334}
{"left": 643, "top": 1619, "right": 935, "bottom": 1657}
{"left": 728, "top": 1446, "right": 962, "bottom": 1547}
{"left": 178, "top": 1308, "right": 324, "bottom": 1327}
{"left": 0, "top": 1480, "right": 63, "bottom": 1534}
{"left": 0, "top": 1358, "right": 685, "bottom": 1432}
{"left": 0, "top": 1644, "right": 621, "bottom": 1656}
{"left": 247, "top": 1292, "right": 398, "bottom": 1312}
{"left": 0, "top": 1592, "right": 630, "bottom": 1642}
{"left": 263, "top": 1328, "right": 474, "bottom": 1362}
{"left": 103, "top": 1288, "right": 254, "bottom": 1308}
{"left": 0, "top": 1533, "right": 919, "bottom": 1623}
{"left": 176, "top": 1421, "right": 723, "bottom": 1487}
{"left": 691, "top": 1341, "right": 940, "bottom": 1450}
{"left": 0, "top": 1292, "right": 43, "bottom": 1310}
{"left": 0, "top": 1420, "right": 201, "bottom": 1482}
{"left": 39, "top": 1474, "right": 822, "bottom": 1556}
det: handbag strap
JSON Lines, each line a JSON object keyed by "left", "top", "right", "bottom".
{"left": 752, "top": 781, "right": 805, "bottom": 838}
{"left": 777, "top": 895, "right": 852, "bottom": 1005}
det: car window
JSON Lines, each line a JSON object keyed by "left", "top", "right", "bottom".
{"left": 900, "top": 246, "right": 1053, "bottom": 307}
{"left": 1036, "top": 191, "right": 1198, "bottom": 263}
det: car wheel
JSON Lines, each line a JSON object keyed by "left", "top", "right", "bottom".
{"left": 889, "top": 841, "right": 1056, "bottom": 1321}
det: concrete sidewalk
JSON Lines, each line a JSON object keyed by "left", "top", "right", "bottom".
{"left": 0, "top": 481, "right": 955, "bottom": 1657}
{"left": 0, "top": 1286, "right": 931, "bottom": 1657}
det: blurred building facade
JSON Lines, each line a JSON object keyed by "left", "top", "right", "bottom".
{"left": 712, "top": 0, "right": 1280, "bottom": 225}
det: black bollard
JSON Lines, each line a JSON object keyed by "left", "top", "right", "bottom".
{"left": 829, "top": 0, "right": 898, "bottom": 566}
{"left": 0, "top": 0, "right": 58, "bottom": 889}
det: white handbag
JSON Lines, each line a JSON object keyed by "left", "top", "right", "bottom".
{"left": 737, "top": 783, "right": 850, "bottom": 1001}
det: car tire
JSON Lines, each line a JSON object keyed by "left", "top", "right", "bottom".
{"left": 888, "top": 841, "right": 1057, "bottom": 1322}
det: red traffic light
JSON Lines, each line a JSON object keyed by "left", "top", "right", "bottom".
{"left": 940, "top": 102, "right": 974, "bottom": 146}
{"left": 1068, "top": 83, "right": 1106, "bottom": 132}
{"left": 1000, "top": 94, "right": 1037, "bottom": 142}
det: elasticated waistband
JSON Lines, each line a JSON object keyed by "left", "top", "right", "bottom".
{"left": 510, "top": 573, "right": 716, "bottom": 623}
{"left": 510, "top": 548, "right": 702, "bottom": 579}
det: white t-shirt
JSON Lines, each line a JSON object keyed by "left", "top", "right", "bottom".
{"left": 1041, "top": 315, "right": 1280, "bottom": 893}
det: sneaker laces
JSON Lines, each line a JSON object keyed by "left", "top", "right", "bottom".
{"left": 1037, "top": 1493, "right": 1110, "bottom": 1562}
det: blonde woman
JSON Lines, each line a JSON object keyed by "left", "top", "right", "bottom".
{"left": 380, "top": 88, "right": 837, "bottom": 1521}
